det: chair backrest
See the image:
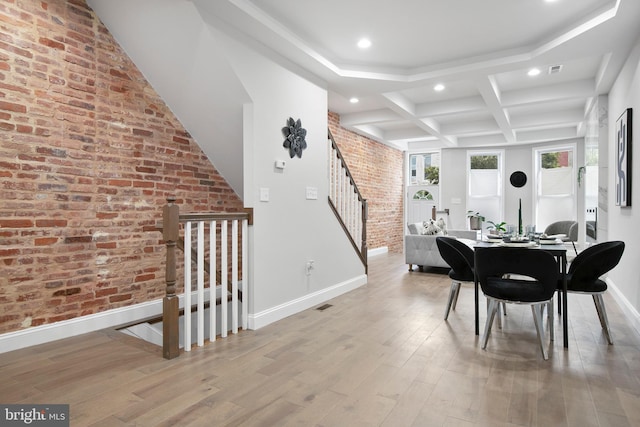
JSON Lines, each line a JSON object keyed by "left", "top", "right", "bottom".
{"left": 544, "top": 220, "right": 578, "bottom": 241}
{"left": 569, "top": 241, "right": 625, "bottom": 284}
{"left": 436, "top": 237, "right": 474, "bottom": 276}
{"left": 475, "top": 247, "right": 558, "bottom": 300}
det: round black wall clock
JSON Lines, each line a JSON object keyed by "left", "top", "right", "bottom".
{"left": 510, "top": 171, "right": 527, "bottom": 188}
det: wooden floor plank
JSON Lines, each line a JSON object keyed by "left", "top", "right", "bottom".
{"left": 1, "top": 252, "right": 640, "bottom": 426}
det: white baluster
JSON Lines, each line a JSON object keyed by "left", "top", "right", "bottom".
{"left": 221, "top": 220, "right": 228, "bottom": 337}
{"left": 242, "top": 218, "right": 248, "bottom": 330}
{"left": 232, "top": 219, "right": 238, "bottom": 334}
{"left": 209, "top": 220, "right": 216, "bottom": 342}
{"left": 184, "top": 221, "right": 192, "bottom": 352}
{"left": 197, "top": 221, "right": 204, "bottom": 347}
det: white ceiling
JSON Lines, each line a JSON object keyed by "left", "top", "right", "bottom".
{"left": 194, "top": 0, "right": 640, "bottom": 150}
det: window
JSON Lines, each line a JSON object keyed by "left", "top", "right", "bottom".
{"left": 412, "top": 190, "right": 433, "bottom": 200}
{"left": 409, "top": 152, "right": 440, "bottom": 185}
{"left": 467, "top": 151, "right": 504, "bottom": 231}
{"left": 534, "top": 145, "right": 576, "bottom": 229}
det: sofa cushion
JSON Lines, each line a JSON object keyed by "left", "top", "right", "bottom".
{"left": 407, "top": 222, "right": 421, "bottom": 235}
{"left": 405, "top": 229, "right": 478, "bottom": 269}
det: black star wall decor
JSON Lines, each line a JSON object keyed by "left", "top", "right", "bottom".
{"left": 282, "top": 117, "right": 307, "bottom": 158}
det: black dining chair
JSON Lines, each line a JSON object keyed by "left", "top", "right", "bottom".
{"left": 436, "top": 237, "right": 475, "bottom": 320}
{"left": 560, "top": 240, "right": 624, "bottom": 345}
{"left": 475, "top": 247, "right": 558, "bottom": 360}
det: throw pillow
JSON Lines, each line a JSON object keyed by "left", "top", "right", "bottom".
{"left": 422, "top": 220, "right": 442, "bottom": 235}
{"left": 435, "top": 217, "right": 448, "bottom": 235}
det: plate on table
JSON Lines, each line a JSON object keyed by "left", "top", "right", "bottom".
{"left": 545, "top": 234, "right": 566, "bottom": 240}
{"left": 539, "top": 239, "right": 560, "bottom": 245}
{"left": 500, "top": 241, "right": 537, "bottom": 248}
{"left": 486, "top": 237, "right": 503, "bottom": 243}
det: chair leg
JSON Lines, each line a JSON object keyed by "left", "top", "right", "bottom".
{"left": 547, "top": 298, "right": 554, "bottom": 342}
{"left": 532, "top": 304, "right": 549, "bottom": 360}
{"left": 487, "top": 299, "right": 502, "bottom": 329}
{"left": 593, "top": 294, "right": 613, "bottom": 345}
{"left": 444, "top": 281, "right": 460, "bottom": 320}
{"left": 482, "top": 299, "right": 499, "bottom": 349}
{"left": 451, "top": 281, "right": 462, "bottom": 310}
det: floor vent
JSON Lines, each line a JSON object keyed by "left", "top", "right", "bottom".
{"left": 316, "top": 304, "right": 333, "bottom": 311}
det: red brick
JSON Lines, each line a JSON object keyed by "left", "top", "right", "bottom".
{"left": 135, "top": 273, "right": 154, "bottom": 282}
{"left": 109, "top": 294, "right": 132, "bottom": 303}
{"left": 0, "top": 219, "right": 34, "bottom": 228}
{"left": 35, "top": 219, "right": 67, "bottom": 227}
{"left": 0, "top": 100, "right": 27, "bottom": 113}
{"left": 39, "top": 37, "right": 65, "bottom": 50}
{"left": 35, "top": 237, "right": 58, "bottom": 246}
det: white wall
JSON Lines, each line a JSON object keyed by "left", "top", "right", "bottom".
{"left": 88, "top": 0, "right": 248, "bottom": 198}
{"left": 208, "top": 27, "right": 366, "bottom": 327}
{"left": 441, "top": 140, "right": 582, "bottom": 233}
{"left": 89, "top": 0, "right": 366, "bottom": 330}
{"left": 607, "top": 35, "right": 640, "bottom": 319}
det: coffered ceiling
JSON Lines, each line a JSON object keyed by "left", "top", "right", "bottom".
{"left": 193, "top": 0, "right": 640, "bottom": 150}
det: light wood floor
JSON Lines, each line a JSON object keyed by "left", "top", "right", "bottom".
{"left": 2, "top": 252, "right": 640, "bottom": 426}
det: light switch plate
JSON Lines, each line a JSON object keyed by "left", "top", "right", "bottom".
{"left": 306, "top": 186, "right": 318, "bottom": 200}
{"left": 260, "top": 187, "right": 269, "bottom": 202}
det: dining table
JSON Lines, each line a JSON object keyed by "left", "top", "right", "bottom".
{"left": 473, "top": 239, "right": 569, "bottom": 348}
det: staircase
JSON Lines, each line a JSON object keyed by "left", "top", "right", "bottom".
{"left": 159, "top": 197, "right": 253, "bottom": 359}
{"left": 327, "top": 130, "right": 368, "bottom": 273}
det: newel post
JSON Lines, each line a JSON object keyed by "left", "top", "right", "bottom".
{"left": 163, "top": 197, "right": 180, "bottom": 359}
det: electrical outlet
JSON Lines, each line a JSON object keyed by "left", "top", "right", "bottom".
{"left": 305, "top": 260, "right": 314, "bottom": 276}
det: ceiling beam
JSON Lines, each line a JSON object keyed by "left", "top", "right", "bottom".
{"left": 382, "top": 92, "right": 458, "bottom": 147}
{"left": 476, "top": 75, "right": 515, "bottom": 143}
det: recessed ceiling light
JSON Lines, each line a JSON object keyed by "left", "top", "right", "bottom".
{"left": 528, "top": 68, "right": 541, "bottom": 77}
{"left": 434, "top": 84, "right": 445, "bottom": 92}
{"left": 349, "top": 97, "right": 359, "bottom": 104}
{"left": 357, "top": 38, "right": 371, "bottom": 49}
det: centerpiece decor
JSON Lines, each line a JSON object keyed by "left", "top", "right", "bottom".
{"left": 510, "top": 171, "right": 527, "bottom": 236}
{"left": 518, "top": 198, "right": 523, "bottom": 236}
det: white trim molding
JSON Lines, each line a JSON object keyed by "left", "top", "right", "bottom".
{"left": 0, "top": 299, "right": 163, "bottom": 354}
{"left": 248, "top": 274, "right": 368, "bottom": 330}
{"left": 607, "top": 277, "right": 640, "bottom": 338}
{"left": 368, "top": 246, "right": 388, "bottom": 257}
{"left": 0, "top": 288, "right": 215, "bottom": 354}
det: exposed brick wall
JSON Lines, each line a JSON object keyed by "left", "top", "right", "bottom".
{"left": 328, "top": 111, "right": 404, "bottom": 253}
{"left": 0, "top": 0, "right": 243, "bottom": 334}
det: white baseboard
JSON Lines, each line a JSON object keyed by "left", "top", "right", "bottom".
{"left": 248, "top": 274, "right": 368, "bottom": 330}
{"left": 607, "top": 277, "right": 640, "bottom": 338}
{"left": 0, "top": 288, "right": 218, "bottom": 354}
{"left": 368, "top": 246, "right": 388, "bottom": 257}
{"left": 0, "top": 299, "right": 164, "bottom": 354}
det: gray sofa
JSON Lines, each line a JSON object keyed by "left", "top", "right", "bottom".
{"left": 405, "top": 223, "right": 477, "bottom": 271}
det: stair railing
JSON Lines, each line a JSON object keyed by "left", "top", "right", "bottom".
{"left": 327, "top": 130, "right": 368, "bottom": 272}
{"left": 161, "top": 197, "right": 252, "bottom": 359}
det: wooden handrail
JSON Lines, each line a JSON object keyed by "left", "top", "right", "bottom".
{"left": 328, "top": 130, "right": 365, "bottom": 204}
